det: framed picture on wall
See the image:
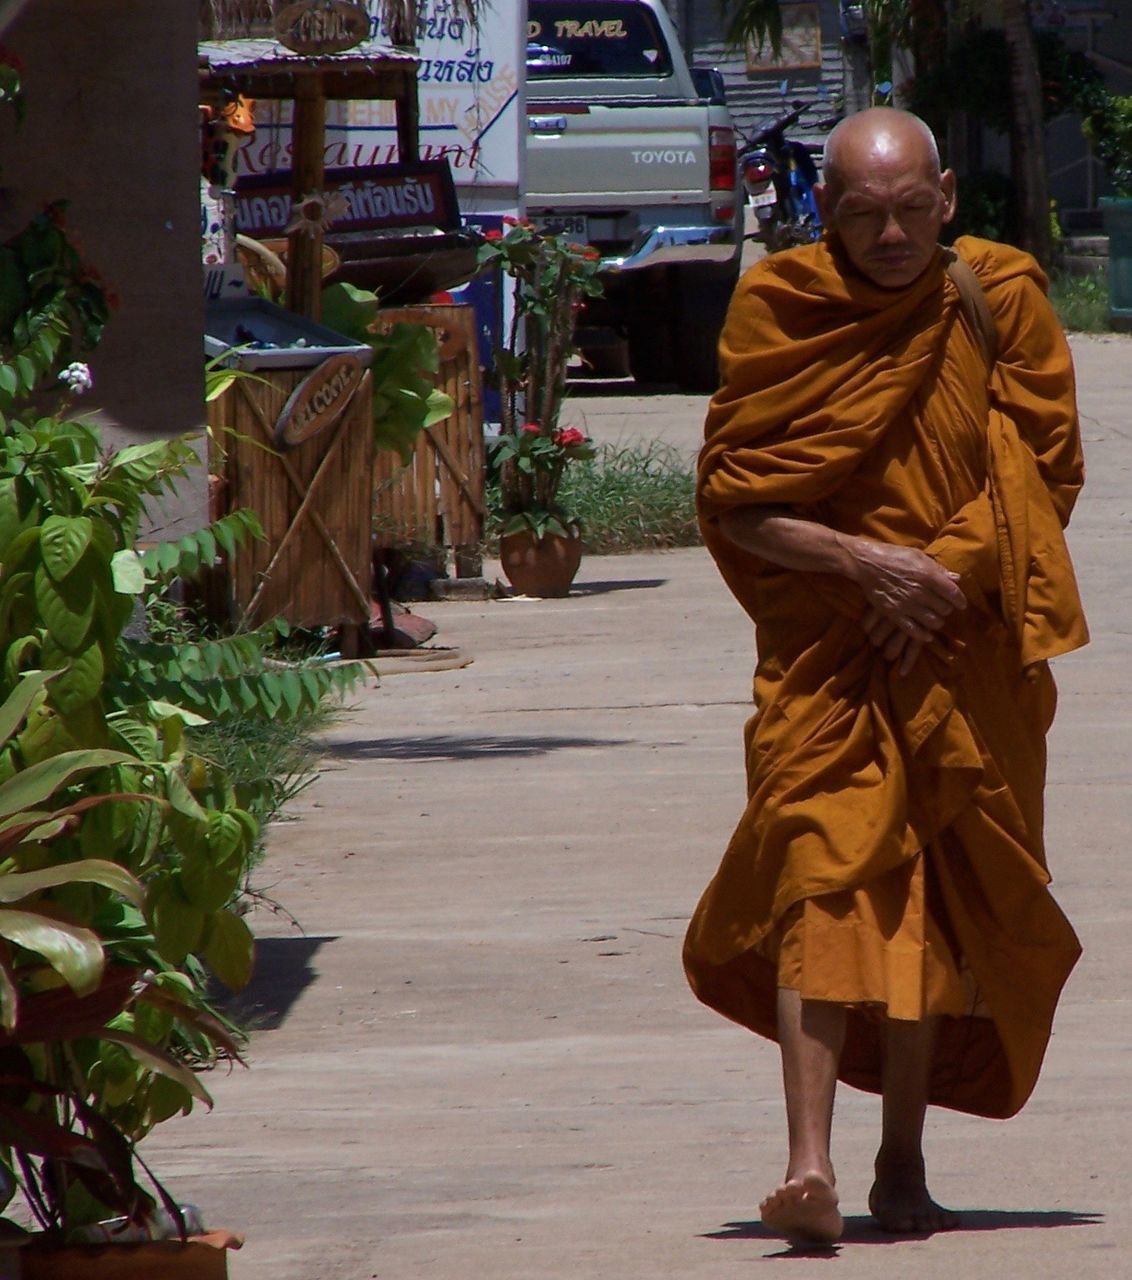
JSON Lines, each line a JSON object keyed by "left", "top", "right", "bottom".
{"left": 746, "top": 3, "right": 823, "bottom": 72}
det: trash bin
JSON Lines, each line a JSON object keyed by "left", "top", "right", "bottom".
{"left": 205, "top": 298, "right": 376, "bottom": 643}
{"left": 1100, "top": 196, "right": 1132, "bottom": 332}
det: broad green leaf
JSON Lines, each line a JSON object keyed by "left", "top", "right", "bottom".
{"left": 421, "top": 388, "right": 455, "bottom": 429}
{"left": 148, "top": 880, "right": 204, "bottom": 965}
{"left": 145, "top": 700, "right": 209, "bottom": 727}
{"left": 109, "top": 715, "right": 160, "bottom": 759}
{"left": 144, "top": 1073, "right": 193, "bottom": 1126}
{"left": 180, "top": 845, "right": 241, "bottom": 913}
{"left": 40, "top": 515, "right": 93, "bottom": 581}
{"left": 49, "top": 643, "right": 105, "bottom": 711}
{"left": 0, "top": 476, "right": 39, "bottom": 555}
{"left": 110, "top": 548, "right": 146, "bottom": 594}
{"left": 0, "top": 671, "right": 54, "bottom": 751}
{"left": 205, "top": 909, "right": 254, "bottom": 991}
{"left": 0, "top": 907, "right": 104, "bottom": 995}
{"left": 165, "top": 766, "right": 207, "bottom": 823}
{"left": 100, "top": 1030, "right": 212, "bottom": 1104}
{"left": 34, "top": 564, "right": 95, "bottom": 653}
{"left": 208, "top": 810, "right": 245, "bottom": 862}
{"left": 0, "top": 857, "right": 144, "bottom": 907}
{"left": 0, "top": 747, "right": 131, "bottom": 820}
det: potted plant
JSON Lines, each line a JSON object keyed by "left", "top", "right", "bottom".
{"left": 1083, "top": 92, "right": 1132, "bottom": 329}
{"left": 476, "top": 220, "right": 603, "bottom": 596}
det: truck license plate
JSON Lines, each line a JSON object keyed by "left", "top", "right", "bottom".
{"left": 531, "top": 215, "right": 589, "bottom": 238}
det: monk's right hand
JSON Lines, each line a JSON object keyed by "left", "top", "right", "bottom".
{"left": 843, "top": 539, "right": 966, "bottom": 640}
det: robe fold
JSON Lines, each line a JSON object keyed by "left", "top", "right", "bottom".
{"left": 683, "top": 235, "right": 1088, "bottom": 1119}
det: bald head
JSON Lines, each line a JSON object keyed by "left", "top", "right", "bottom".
{"left": 821, "top": 108, "right": 941, "bottom": 196}
{"left": 814, "top": 108, "right": 955, "bottom": 289}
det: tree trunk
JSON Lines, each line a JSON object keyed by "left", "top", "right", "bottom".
{"left": 1002, "top": 0, "right": 1052, "bottom": 264}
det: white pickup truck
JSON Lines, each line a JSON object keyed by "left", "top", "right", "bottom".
{"left": 525, "top": 0, "right": 742, "bottom": 390}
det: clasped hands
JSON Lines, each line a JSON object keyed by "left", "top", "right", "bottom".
{"left": 847, "top": 540, "right": 966, "bottom": 676}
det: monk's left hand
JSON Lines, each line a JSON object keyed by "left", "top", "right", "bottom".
{"left": 860, "top": 609, "right": 928, "bottom": 676}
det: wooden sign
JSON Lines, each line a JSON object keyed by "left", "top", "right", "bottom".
{"left": 275, "top": 353, "right": 365, "bottom": 446}
{"left": 274, "top": 1, "right": 370, "bottom": 55}
{"left": 236, "top": 162, "right": 461, "bottom": 238}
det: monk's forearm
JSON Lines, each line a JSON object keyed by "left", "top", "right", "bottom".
{"left": 716, "top": 505, "right": 967, "bottom": 630}
{"left": 715, "top": 505, "right": 865, "bottom": 580}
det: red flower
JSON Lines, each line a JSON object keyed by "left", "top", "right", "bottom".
{"left": 502, "top": 215, "right": 519, "bottom": 226}
{"left": 583, "top": 247, "right": 601, "bottom": 261}
{"left": 521, "top": 422, "right": 543, "bottom": 435}
{"left": 553, "top": 427, "right": 587, "bottom": 447}
{"left": 483, "top": 228, "right": 503, "bottom": 241}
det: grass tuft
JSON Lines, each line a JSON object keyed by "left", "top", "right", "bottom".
{"left": 1049, "top": 268, "right": 1111, "bottom": 334}
{"left": 492, "top": 440, "right": 701, "bottom": 554}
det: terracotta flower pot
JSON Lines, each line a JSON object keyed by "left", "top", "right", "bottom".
{"left": 499, "top": 526, "right": 583, "bottom": 598}
{"left": 17, "top": 1232, "right": 238, "bottom": 1279}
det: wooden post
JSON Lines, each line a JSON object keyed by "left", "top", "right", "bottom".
{"left": 395, "top": 79, "right": 420, "bottom": 163}
{"left": 287, "top": 75, "right": 327, "bottom": 320}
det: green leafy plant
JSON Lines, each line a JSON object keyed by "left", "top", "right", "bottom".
{"left": 1049, "top": 268, "right": 1111, "bottom": 334}
{"left": 0, "top": 206, "right": 110, "bottom": 414}
{"left": 1083, "top": 94, "right": 1132, "bottom": 198}
{"left": 0, "top": 197, "right": 369, "bottom": 1242}
{"left": 487, "top": 423, "right": 595, "bottom": 540}
{"left": 477, "top": 220, "right": 604, "bottom": 541}
{"left": 320, "top": 281, "right": 455, "bottom": 463}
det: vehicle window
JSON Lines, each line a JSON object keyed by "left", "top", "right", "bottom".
{"left": 527, "top": 2, "right": 673, "bottom": 78}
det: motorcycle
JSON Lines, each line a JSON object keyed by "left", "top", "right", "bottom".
{"left": 739, "top": 100, "right": 840, "bottom": 252}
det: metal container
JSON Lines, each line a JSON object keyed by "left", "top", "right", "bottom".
{"left": 204, "top": 297, "right": 373, "bottom": 369}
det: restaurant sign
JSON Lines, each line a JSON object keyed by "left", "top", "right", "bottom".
{"left": 274, "top": 1, "right": 369, "bottom": 55}
{"left": 275, "top": 353, "right": 365, "bottom": 446}
{"left": 235, "top": 161, "right": 460, "bottom": 237}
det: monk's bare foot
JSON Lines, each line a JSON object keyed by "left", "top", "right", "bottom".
{"left": 869, "top": 1156, "right": 959, "bottom": 1234}
{"left": 760, "top": 1171, "right": 843, "bottom": 1244}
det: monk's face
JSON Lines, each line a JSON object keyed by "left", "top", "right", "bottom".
{"left": 816, "top": 134, "right": 956, "bottom": 290}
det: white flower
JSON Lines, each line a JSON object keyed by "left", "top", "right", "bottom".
{"left": 59, "top": 362, "right": 93, "bottom": 394}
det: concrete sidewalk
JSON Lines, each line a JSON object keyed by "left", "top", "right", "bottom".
{"left": 148, "top": 335, "right": 1132, "bottom": 1279}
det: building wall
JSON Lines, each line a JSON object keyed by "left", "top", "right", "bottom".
{"left": 663, "top": 0, "right": 846, "bottom": 149}
{"left": 0, "top": 0, "right": 206, "bottom": 529}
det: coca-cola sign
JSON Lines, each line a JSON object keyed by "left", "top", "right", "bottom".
{"left": 274, "top": 1, "right": 370, "bottom": 55}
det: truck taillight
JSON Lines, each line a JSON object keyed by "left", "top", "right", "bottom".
{"left": 709, "top": 126, "right": 736, "bottom": 192}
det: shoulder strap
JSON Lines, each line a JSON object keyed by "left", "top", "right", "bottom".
{"left": 942, "top": 246, "right": 998, "bottom": 373}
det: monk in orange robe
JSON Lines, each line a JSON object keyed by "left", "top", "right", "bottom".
{"left": 683, "top": 108, "right": 1087, "bottom": 1244}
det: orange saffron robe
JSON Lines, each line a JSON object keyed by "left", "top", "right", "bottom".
{"left": 683, "top": 236, "right": 1088, "bottom": 1119}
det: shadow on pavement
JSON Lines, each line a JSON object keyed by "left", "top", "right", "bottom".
{"left": 570, "top": 578, "right": 668, "bottom": 595}
{"left": 705, "top": 1208, "right": 1104, "bottom": 1255}
{"left": 214, "top": 934, "right": 336, "bottom": 1032}
{"left": 324, "top": 734, "right": 630, "bottom": 762}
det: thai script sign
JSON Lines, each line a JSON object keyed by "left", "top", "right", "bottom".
{"left": 234, "top": 161, "right": 460, "bottom": 236}
{"left": 241, "top": 1, "right": 522, "bottom": 216}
